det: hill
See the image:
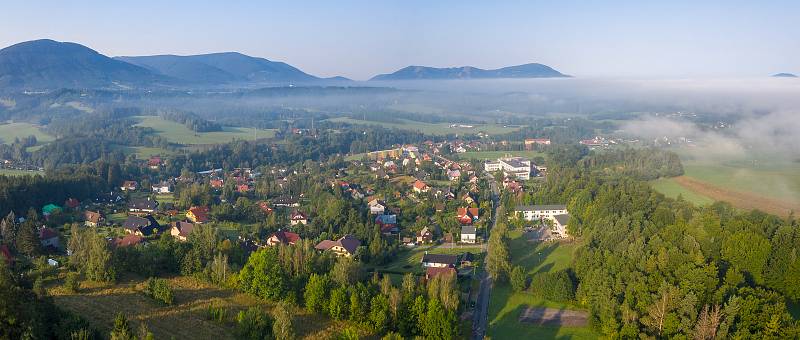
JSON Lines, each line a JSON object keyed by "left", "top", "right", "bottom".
{"left": 117, "top": 52, "right": 324, "bottom": 84}
{"left": 0, "top": 39, "right": 166, "bottom": 89}
{"left": 772, "top": 73, "right": 798, "bottom": 78}
{"left": 370, "top": 63, "right": 569, "bottom": 80}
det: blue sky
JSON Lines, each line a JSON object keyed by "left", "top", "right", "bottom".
{"left": 1, "top": 1, "right": 797, "bottom": 80}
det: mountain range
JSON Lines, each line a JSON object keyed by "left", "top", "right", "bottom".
{"left": 370, "top": 64, "right": 569, "bottom": 81}
{"left": 0, "top": 39, "right": 569, "bottom": 89}
{"left": 772, "top": 73, "right": 798, "bottom": 78}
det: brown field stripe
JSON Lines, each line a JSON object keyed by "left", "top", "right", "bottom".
{"left": 673, "top": 176, "right": 800, "bottom": 217}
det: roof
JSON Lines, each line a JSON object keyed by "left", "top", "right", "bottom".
{"left": 116, "top": 234, "right": 143, "bottom": 247}
{"left": 515, "top": 204, "right": 567, "bottom": 212}
{"left": 422, "top": 253, "right": 459, "bottom": 265}
{"left": 461, "top": 225, "right": 476, "bottom": 234}
{"left": 426, "top": 267, "right": 457, "bottom": 279}
{"left": 129, "top": 198, "right": 158, "bottom": 210}
{"left": 188, "top": 206, "right": 209, "bottom": 222}
{"left": 42, "top": 204, "right": 62, "bottom": 215}
{"left": 171, "top": 221, "right": 195, "bottom": 237}
{"left": 271, "top": 231, "right": 301, "bottom": 244}
{"left": 314, "top": 235, "right": 361, "bottom": 255}
{"left": 122, "top": 180, "right": 138, "bottom": 187}
{"left": 123, "top": 215, "right": 160, "bottom": 235}
{"left": 457, "top": 207, "right": 479, "bottom": 219}
{"left": 375, "top": 214, "right": 397, "bottom": 225}
{"left": 84, "top": 210, "right": 102, "bottom": 223}
{"left": 64, "top": 198, "right": 80, "bottom": 209}
{"left": 553, "top": 214, "right": 570, "bottom": 226}
{"left": 290, "top": 210, "right": 307, "bottom": 220}
{"left": 413, "top": 180, "right": 428, "bottom": 189}
{"left": 314, "top": 239, "right": 337, "bottom": 251}
{"left": 39, "top": 227, "right": 59, "bottom": 240}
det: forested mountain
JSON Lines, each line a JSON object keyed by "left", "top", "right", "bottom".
{"left": 0, "top": 39, "right": 167, "bottom": 89}
{"left": 370, "top": 63, "right": 569, "bottom": 80}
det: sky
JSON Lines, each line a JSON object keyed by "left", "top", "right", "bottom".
{"left": 1, "top": 1, "right": 798, "bottom": 80}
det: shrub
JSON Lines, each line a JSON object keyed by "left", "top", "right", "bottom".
{"left": 206, "top": 303, "right": 227, "bottom": 323}
{"left": 143, "top": 277, "right": 174, "bottom": 305}
{"left": 237, "top": 307, "right": 273, "bottom": 340}
{"left": 65, "top": 271, "right": 81, "bottom": 292}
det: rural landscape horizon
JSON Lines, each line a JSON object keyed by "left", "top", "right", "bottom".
{"left": 1, "top": 2, "right": 799, "bottom": 340}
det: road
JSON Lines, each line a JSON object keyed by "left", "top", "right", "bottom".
{"left": 473, "top": 172, "right": 499, "bottom": 340}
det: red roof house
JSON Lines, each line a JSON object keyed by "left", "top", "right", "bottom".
{"left": 457, "top": 207, "right": 480, "bottom": 225}
{"left": 267, "top": 231, "right": 301, "bottom": 246}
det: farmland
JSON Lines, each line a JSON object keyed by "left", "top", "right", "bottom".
{"left": 487, "top": 230, "right": 599, "bottom": 339}
{"left": 328, "top": 117, "right": 521, "bottom": 136}
{"left": 649, "top": 177, "right": 714, "bottom": 205}
{"left": 49, "top": 275, "right": 355, "bottom": 339}
{"left": 0, "top": 121, "right": 54, "bottom": 144}
{"left": 134, "top": 116, "right": 276, "bottom": 145}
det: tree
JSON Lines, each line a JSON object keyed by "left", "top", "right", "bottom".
{"left": 369, "top": 294, "right": 390, "bottom": 330}
{"left": 110, "top": 313, "right": 135, "bottom": 340}
{"left": 64, "top": 271, "right": 81, "bottom": 292}
{"left": 331, "top": 258, "right": 363, "bottom": 287}
{"left": 304, "top": 273, "right": 330, "bottom": 313}
{"left": 510, "top": 266, "right": 527, "bottom": 292}
{"left": 329, "top": 286, "right": 349, "bottom": 320}
{"left": 85, "top": 231, "right": 115, "bottom": 282}
{"left": 15, "top": 220, "right": 39, "bottom": 256}
{"left": 693, "top": 304, "right": 721, "bottom": 340}
{"left": 642, "top": 283, "right": 679, "bottom": 337}
{"left": 422, "top": 298, "right": 456, "bottom": 340}
{"left": 238, "top": 248, "right": 289, "bottom": 300}
{"left": 273, "top": 301, "right": 295, "bottom": 340}
{"left": 237, "top": 307, "right": 273, "bottom": 340}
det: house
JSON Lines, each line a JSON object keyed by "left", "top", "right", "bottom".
{"left": 148, "top": 156, "right": 162, "bottom": 169}
{"left": 422, "top": 253, "right": 459, "bottom": 268}
{"left": 41, "top": 204, "right": 62, "bottom": 216}
{"left": 290, "top": 210, "right": 308, "bottom": 225}
{"left": 552, "top": 214, "right": 570, "bottom": 237}
{"left": 237, "top": 184, "right": 250, "bottom": 193}
{"left": 186, "top": 206, "right": 210, "bottom": 224}
{"left": 64, "top": 198, "right": 81, "bottom": 209}
{"left": 0, "top": 245, "right": 13, "bottom": 266}
{"left": 151, "top": 182, "right": 172, "bottom": 194}
{"left": 462, "top": 193, "right": 477, "bottom": 205}
{"left": 447, "top": 169, "right": 461, "bottom": 181}
{"left": 460, "top": 226, "right": 477, "bottom": 243}
{"left": 121, "top": 181, "right": 138, "bottom": 191}
{"left": 39, "top": 227, "right": 60, "bottom": 249}
{"left": 460, "top": 252, "right": 476, "bottom": 267}
{"left": 115, "top": 234, "right": 144, "bottom": 247}
{"left": 272, "top": 195, "right": 300, "bottom": 208}
{"left": 267, "top": 230, "right": 301, "bottom": 246}
{"left": 417, "top": 227, "right": 433, "bottom": 243}
{"left": 375, "top": 214, "right": 398, "bottom": 234}
{"left": 367, "top": 199, "right": 386, "bottom": 215}
{"left": 412, "top": 180, "right": 429, "bottom": 193}
{"left": 515, "top": 205, "right": 568, "bottom": 221}
{"left": 457, "top": 207, "right": 480, "bottom": 225}
{"left": 170, "top": 221, "right": 195, "bottom": 242}
{"left": 315, "top": 235, "right": 361, "bottom": 257}
{"left": 122, "top": 215, "right": 161, "bottom": 236}
{"left": 524, "top": 138, "right": 551, "bottom": 150}
{"left": 94, "top": 191, "right": 123, "bottom": 205}
{"left": 128, "top": 197, "right": 158, "bottom": 213}
{"left": 84, "top": 210, "right": 103, "bottom": 227}
{"left": 425, "top": 267, "right": 457, "bottom": 280}
{"left": 258, "top": 201, "right": 274, "bottom": 215}
{"left": 210, "top": 178, "right": 224, "bottom": 188}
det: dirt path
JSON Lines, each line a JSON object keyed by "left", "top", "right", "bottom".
{"left": 518, "top": 307, "right": 588, "bottom": 327}
{"left": 674, "top": 176, "right": 800, "bottom": 217}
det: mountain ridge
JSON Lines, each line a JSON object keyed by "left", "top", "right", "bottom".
{"left": 370, "top": 63, "right": 569, "bottom": 81}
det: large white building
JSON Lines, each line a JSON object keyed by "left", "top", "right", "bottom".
{"left": 484, "top": 157, "right": 532, "bottom": 180}
{"left": 515, "top": 204, "right": 570, "bottom": 237}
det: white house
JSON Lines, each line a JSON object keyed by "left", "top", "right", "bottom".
{"left": 515, "top": 204, "right": 568, "bottom": 221}
{"left": 460, "top": 226, "right": 477, "bottom": 243}
{"left": 484, "top": 157, "right": 532, "bottom": 180}
{"left": 367, "top": 199, "right": 386, "bottom": 215}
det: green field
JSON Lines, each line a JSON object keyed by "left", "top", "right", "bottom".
{"left": 681, "top": 159, "right": 800, "bottom": 203}
{"left": 487, "top": 230, "right": 600, "bottom": 339}
{"left": 328, "top": 117, "right": 521, "bottom": 136}
{"left": 0, "top": 122, "right": 55, "bottom": 144}
{"left": 134, "top": 116, "right": 276, "bottom": 145}
{"left": 113, "top": 145, "right": 176, "bottom": 160}
{"left": 649, "top": 177, "right": 714, "bottom": 205}
{"left": 457, "top": 150, "right": 546, "bottom": 161}
{"left": 371, "top": 244, "right": 485, "bottom": 275}
{"left": 0, "top": 169, "right": 44, "bottom": 176}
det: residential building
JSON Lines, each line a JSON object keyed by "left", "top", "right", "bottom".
{"left": 290, "top": 210, "right": 308, "bottom": 225}
{"left": 483, "top": 157, "right": 532, "bottom": 180}
{"left": 186, "top": 206, "right": 209, "bottom": 224}
{"left": 122, "top": 215, "right": 161, "bottom": 236}
{"left": 413, "top": 180, "right": 430, "bottom": 193}
{"left": 460, "top": 225, "right": 477, "bottom": 243}
{"left": 39, "top": 227, "right": 60, "bottom": 249}
{"left": 121, "top": 181, "right": 138, "bottom": 191}
{"left": 367, "top": 199, "right": 386, "bottom": 215}
{"left": 552, "top": 214, "right": 570, "bottom": 237}
{"left": 457, "top": 207, "right": 480, "bottom": 225}
{"left": 128, "top": 197, "right": 158, "bottom": 213}
{"left": 151, "top": 182, "right": 172, "bottom": 194}
{"left": 425, "top": 267, "right": 457, "bottom": 280}
{"left": 115, "top": 234, "right": 144, "bottom": 247}
{"left": 515, "top": 204, "right": 568, "bottom": 221}
{"left": 375, "top": 214, "right": 398, "bottom": 234}
{"left": 84, "top": 210, "right": 103, "bottom": 227}
{"left": 170, "top": 221, "right": 195, "bottom": 242}
{"left": 422, "top": 253, "right": 459, "bottom": 268}
{"left": 417, "top": 227, "right": 433, "bottom": 243}
{"left": 267, "top": 230, "right": 301, "bottom": 246}
{"left": 315, "top": 235, "right": 361, "bottom": 257}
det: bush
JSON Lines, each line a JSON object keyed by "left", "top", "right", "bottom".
{"left": 143, "top": 277, "right": 174, "bottom": 305}
{"left": 510, "top": 266, "right": 528, "bottom": 292}
{"left": 65, "top": 271, "right": 81, "bottom": 292}
{"left": 237, "top": 307, "right": 273, "bottom": 340}
{"left": 206, "top": 303, "right": 227, "bottom": 323}
{"left": 529, "top": 269, "right": 575, "bottom": 302}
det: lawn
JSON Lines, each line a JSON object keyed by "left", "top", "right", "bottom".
{"left": 371, "top": 244, "right": 485, "bottom": 275}
{"left": 0, "top": 168, "right": 44, "bottom": 176}
{"left": 134, "top": 116, "right": 277, "bottom": 145}
{"left": 456, "top": 150, "right": 546, "bottom": 161}
{"left": 328, "top": 117, "right": 521, "bottom": 136}
{"left": 487, "top": 230, "right": 600, "bottom": 339}
{"left": 49, "top": 275, "right": 355, "bottom": 339}
{"left": 649, "top": 177, "right": 714, "bottom": 205}
{"left": 0, "top": 121, "right": 55, "bottom": 144}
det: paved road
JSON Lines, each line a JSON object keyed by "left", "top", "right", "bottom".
{"left": 473, "top": 173, "right": 499, "bottom": 340}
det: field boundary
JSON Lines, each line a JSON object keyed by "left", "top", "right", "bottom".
{"left": 674, "top": 176, "right": 799, "bottom": 217}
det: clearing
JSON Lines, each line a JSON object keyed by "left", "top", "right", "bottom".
{"left": 49, "top": 275, "right": 354, "bottom": 339}
{"left": 134, "top": 116, "right": 276, "bottom": 145}
{"left": 0, "top": 122, "right": 54, "bottom": 145}
{"left": 328, "top": 117, "right": 521, "bottom": 136}
{"left": 487, "top": 230, "right": 599, "bottom": 339}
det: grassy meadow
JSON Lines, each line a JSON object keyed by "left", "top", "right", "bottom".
{"left": 649, "top": 177, "right": 714, "bottom": 205}
{"left": 487, "top": 230, "right": 599, "bottom": 339}
{"left": 0, "top": 122, "right": 54, "bottom": 144}
{"left": 328, "top": 117, "right": 521, "bottom": 136}
{"left": 0, "top": 168, "right": 44, "bottom": 176}
{"left": 134, "top": 116, "right": 276, "bottom": 145}
{"left": 456, "top": 150, "right": 546, "bottom": 161}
